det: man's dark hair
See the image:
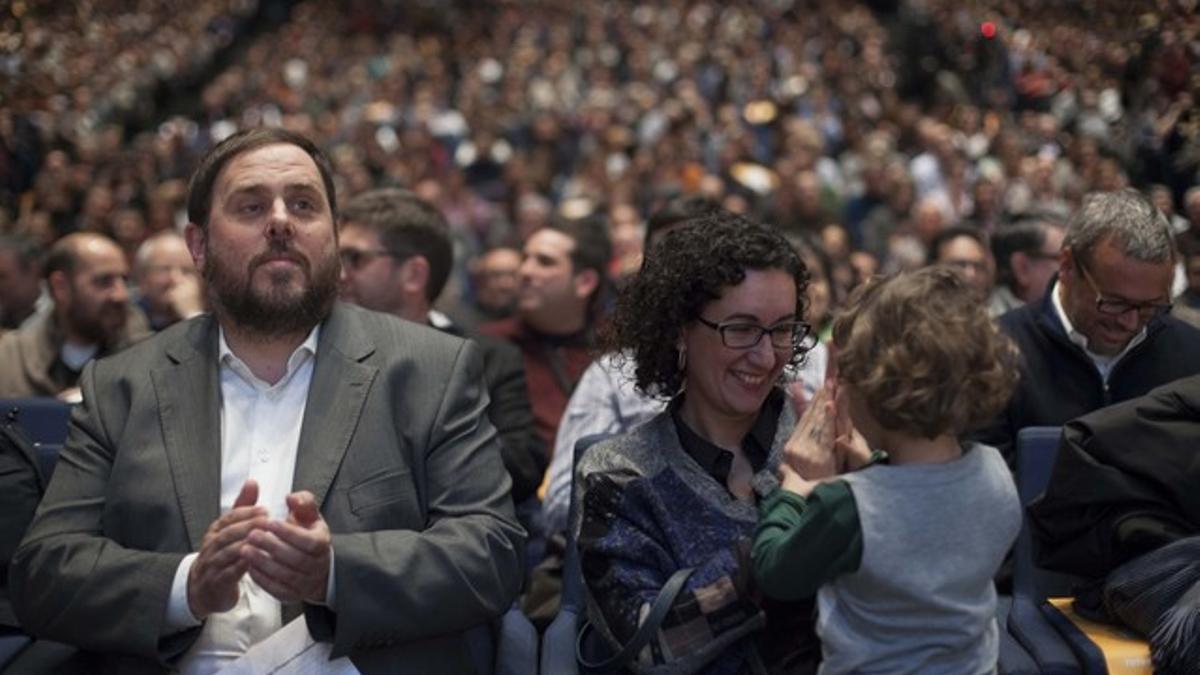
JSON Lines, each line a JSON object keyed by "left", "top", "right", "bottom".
{"left": 543, "top": 215, "right": 612, "bottom": 286}
{"left": 644, "top": 195, "right": 721, "bottom": 248}
{"left": 186, "top": 127, "right": 338, "bottom": 228}
{"left": 927, "top": 225, "right": 988, "bottom": 265}
{"left": 0, "top": 233, "right": 44, "bottom": 274}
{"left": 340, "top": 188, "right": 454, "bottom": 302}
{"left": 991, "top": 217, "right": 1062, "bottom": 287}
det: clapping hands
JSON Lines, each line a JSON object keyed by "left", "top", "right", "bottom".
{"left": 188, "top": 480, "right": 332, "bottom": 619}
{"left": 780, "top": 381, "right": 872, "bottom": 496}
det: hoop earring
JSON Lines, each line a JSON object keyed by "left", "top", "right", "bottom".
{"left": 677, "top": 347, "right": 687, "bottom": 372}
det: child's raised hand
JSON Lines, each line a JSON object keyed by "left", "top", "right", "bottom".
{"left": 834, "top": 385, "right": 874, "bottom": 471}
{"left": 782, "top": 383, "right": 838, "bottom": 482}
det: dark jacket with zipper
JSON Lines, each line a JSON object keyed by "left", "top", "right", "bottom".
{"left": 973, "top": 282, "right": 1200, "bottom": 466}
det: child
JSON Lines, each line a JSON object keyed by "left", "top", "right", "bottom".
{"left": 752, "top": 266, "right": 1022, "bottom": 674}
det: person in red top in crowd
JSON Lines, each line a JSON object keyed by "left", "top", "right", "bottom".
{"left": 481, "top": 217, "right": 611, "bottom": 463}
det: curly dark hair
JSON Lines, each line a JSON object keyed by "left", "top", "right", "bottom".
{"left": 605, "top": 210, "right": 809, "bottom": 398}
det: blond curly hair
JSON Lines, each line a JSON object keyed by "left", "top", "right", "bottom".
{"left": 832, "top": 267, "right": 1019, "bottom": 439}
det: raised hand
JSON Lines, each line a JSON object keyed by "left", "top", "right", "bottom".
{"left": 243, "top": 490, "right": 332, "bottom": 605}
{"left": 188, "top": 479, "right": 266, "bottom": 619}
{"left": 781, "top": 383, "right": 839, "bottom": 489}
{"left": 833, "top": 385, "right": 873, "bottom": 471}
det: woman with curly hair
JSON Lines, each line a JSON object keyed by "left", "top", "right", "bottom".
{"left": 573, "top": 210, "right": 822, "bottom": 673}
{"left": 752, "top": 266, "right": 1022, "bottom": 674}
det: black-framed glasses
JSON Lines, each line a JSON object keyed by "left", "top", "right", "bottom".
{"left": 1077, "top": 261, "right": 1172, "bottom": 320}
{"left": 695, "top": 317, "right": 810, "bottom": 351}
{"left": 339, "top": 247, "right": 402, "bottom": 271}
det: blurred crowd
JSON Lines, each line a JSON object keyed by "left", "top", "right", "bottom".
{"left": 1, "top": 0, "right": 1198, "bottom": 320}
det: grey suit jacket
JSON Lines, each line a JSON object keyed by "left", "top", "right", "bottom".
{"left": 9, "top": 302, "right": 526, "bottom": 674}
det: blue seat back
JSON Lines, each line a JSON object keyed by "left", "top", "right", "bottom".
{"left": 465, "top": 604, "right": 539, "bottom": 675}
{"left": 540, "top": 432, "right": 614, "bottom": 675}
{"left": 1009, "top": 426, "right": 1090, "bottom": 674}
{"left": 1014, "top": 426, "right": 1080, "bottom": 600}
{"left": 0, "top": 399, "right": 72, "bottom": 447}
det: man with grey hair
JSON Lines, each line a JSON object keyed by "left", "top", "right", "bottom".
{"left": 975, "top": 189, "right": 1200, "bottom": 463}
{"left": 133, "top": 231, "right": 205, "bottom": 331}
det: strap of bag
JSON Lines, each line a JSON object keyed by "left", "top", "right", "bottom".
{"left": 576, "top": 567, "right": 695, "bottom": 674}
{"left": 2, "top": 407, "right": 46, "bottom": 492}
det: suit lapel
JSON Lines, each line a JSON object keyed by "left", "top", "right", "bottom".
{"left": 152, "top": 317, "right": 222, "bottom": 551}
{"left": 293, "top": 304, "right": 378, "bottom": 509}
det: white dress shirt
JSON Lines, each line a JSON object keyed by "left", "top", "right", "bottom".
{"left": 163, "top": 326, "right": 320, "bottom": 675}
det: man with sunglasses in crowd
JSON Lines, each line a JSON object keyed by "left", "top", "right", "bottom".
{"left": 336, "top": 187, "right": 547, "bottom": 508}
{"left": 976, "top": 189, "right": 1200, "bottom": 464}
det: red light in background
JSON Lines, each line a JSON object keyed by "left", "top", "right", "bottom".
{"left": 981, "top": 21, "right": 997, "bottom": 39}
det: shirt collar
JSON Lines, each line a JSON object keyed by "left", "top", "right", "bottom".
{"left": 218, "top": 325, "right": 321, "bottom": 390}
{"left": 670, "top": 387, "right": 782, "bottom": 489}
{"left": 1050, "top": 279, "right": 1147, "bottom": 372}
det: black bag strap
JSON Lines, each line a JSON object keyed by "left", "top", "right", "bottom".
{"left": 2, "top": 407, "right": 46, "bottom": 492}
{"left": 577, "top": 567, "right": 695, "bottom": 674}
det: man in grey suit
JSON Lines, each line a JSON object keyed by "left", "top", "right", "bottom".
{"left": 9, "top": 127, "right": 525, "bottom": 674}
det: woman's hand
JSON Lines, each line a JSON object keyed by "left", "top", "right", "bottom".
{"left": 782, "top": 384, "right": 838, "bottom": 484}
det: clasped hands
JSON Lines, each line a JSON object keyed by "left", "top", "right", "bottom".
{"left": 187, "top": 479, "right": 331, "bottom": 619}
{"left": 780, "top": 382, "right": 872, "bottom": 497}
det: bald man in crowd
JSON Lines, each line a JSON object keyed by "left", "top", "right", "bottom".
{"left": 0, "top": 232, "right": 149, "bottom": 398}
{"left": 134, "top": 231, "right": 205, "bottom": 331}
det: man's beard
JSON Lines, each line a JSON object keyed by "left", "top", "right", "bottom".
{"left": 69, "top": 298, "right": 127, "bottom": 348}
{"left": 204, "top": 239, "right": 339, "bottom": 339}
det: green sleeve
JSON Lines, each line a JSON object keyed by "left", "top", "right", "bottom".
{"left": 751, "top": 480, "right": 862, "bottom": 601}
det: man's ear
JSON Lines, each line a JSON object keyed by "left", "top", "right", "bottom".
{"left": 572, "top": 268, "right": 599, "bottom": 300}
{"left": 400, "top": 256, "right": 431, "bottom": 297}
{"left": 1011, "top": 251, "right": 1032, "bottom": 285}
{"left": 1059, "top": 246, "right": 1075, "bottom": 275}
{"left": 184, "top": 223, "right": 207, "bottom": 274}
{"left": 47, "top": 270, "right": 70, "bottom": 305}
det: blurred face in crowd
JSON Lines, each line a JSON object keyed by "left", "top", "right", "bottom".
{"left": 849, "top": 251, "right": 879, "bottom": 287}
{"left": 935, "top": 235, "right": 992, "bottom": 300}
{"left": 1059, "top": 237, "right": 1174, "bottom": 356}
{"left": 681, "top": 268, "right": 798, "bottom": 428}
{"left": 474, "top": 247, "right": 521, "bottom": 316}
{"left": 799, "top": 253, "right": 831, "bottom": 328}
{"left": 187, "top": 143, "right": 339, "bottom": 336}
{"left": 1015, "top": 225, "right": 1064, "bottom": 302}
{"left": 1187, "top": 191, "right": 1200, "bottom": 227}
{"left": 517, "top": 228, "right": 594, "bottom": 332}
{"left": 0, "top": 249, "right": 42, "bottom": 322}
{"left": 137, "top": 234, "right": 198, "bottom": 316}
{"left": 337, "top": 223, "right": 407, "bottom": 316}
{"left": 51, "top": 236, "right": 130, "bottom": 346}
{"left": 913, "top": 199, "right": 945, "bottom": 245}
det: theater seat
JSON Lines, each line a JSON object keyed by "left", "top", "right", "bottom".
{"left": 1009, "top": 426, "right": 1084, "bottom": 674}
{"left": 0, "top": 628, "right": 31, "bottom": 673}
{"left": 466, "top": 605, "right": 538, "bottom": 675}
{"left": 0, "top": 399, "right": 72, "bottom": 447}
{"left": 1010, "top": 426, "right": 1152, "bottom": 674}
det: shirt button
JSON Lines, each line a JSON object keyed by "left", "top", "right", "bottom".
{"left": 259, "top": 451, "right": 270, "bottom": 463}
